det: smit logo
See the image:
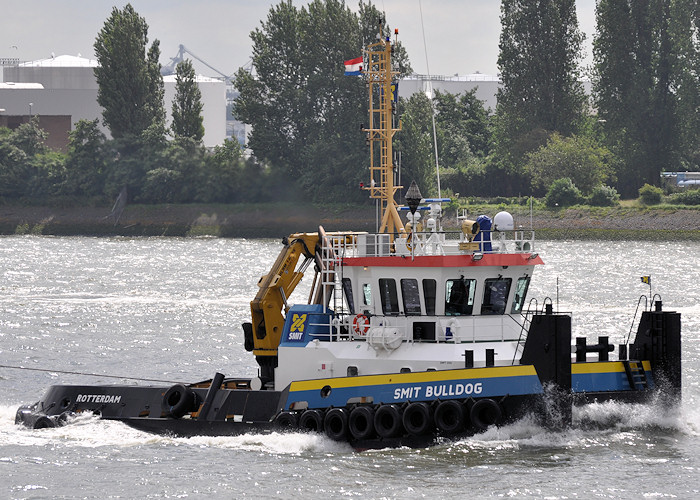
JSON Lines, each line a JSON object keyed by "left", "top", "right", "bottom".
{"left": 288, "top": 314, "right": 307, "bottom": 340}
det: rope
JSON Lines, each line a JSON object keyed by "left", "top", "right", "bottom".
{"left": 0, "top": 364, "right": 182, "bottom": 384}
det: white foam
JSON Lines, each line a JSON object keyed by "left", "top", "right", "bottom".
{"left": 185, "top": 431, "right": 353, "bottom": 454}
{"left": 3, "top": 405, "right": 351, "bottom": 454}
{"left": 4, "top": 396, "right": 697, "bottom": 454}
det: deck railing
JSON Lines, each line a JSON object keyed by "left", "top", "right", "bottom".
{"left": 326, "top": 229, "right": 536, "bottom": 259}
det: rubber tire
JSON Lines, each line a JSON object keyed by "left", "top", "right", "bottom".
{"left": 324, "top": 408, "right": 349, "bottom": 441}
{"left": 298, "top": 409, "right": 324, "bottom": 432}
{"left": 274, "top": 411, "right": 299, "bottom": 430}
{"left": 402, "top": 402, "right": 433, "bottom": 435}
{"left": 374, "top": 404, "right": 403, "bottom": 438}
{"left": 33, "top": 416, "right": 56, "bottom": 429}
{"left": 434, "top": 400, "right": 465, "bottom": 434}
{"left": 348, "top": 406, "right": 375, "bottom": 440}
{"left": 470, "top": 399, "right": 503, "bottom": 431}
{"left": 162, "top": 384, "right": 197, "bottom": 419}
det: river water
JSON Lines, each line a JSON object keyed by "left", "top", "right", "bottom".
{"left": 0, "top": 236, "right": 698, "bottom": 499}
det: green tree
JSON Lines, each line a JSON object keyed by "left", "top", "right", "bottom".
{"left": 196, "top": 139, "right": 243, "bottom": 203}
{"left": 525, "top": 133, "right": 616, "bottom": 195}
{"left": 171, "top": 59, "right": 204, "bottom": 142}
{"left": 545, "top": 177, "right": 583, "bottom": 207}
{"left": 669, "top": 0, "right": 700, "bottom": 170}
{"left": 94, "top": 4, "right": 165, "bottom": 140}
{"left": 0, "top": 120, "right": 67, "bottom": 201}
{"left": 233, "top": 0, "right": 411, "bottom": 201}
{"left": 394, "top": 93, "right": 436, "bottom": 196}
{"left": 494, "top": 0, "right": 587, "bottom": 170}
{"left": 9, "top": 117, "right": 47, "bottom": 157}
{"left": 146, "top": 39, "right": 166, "bottom": 131}
{"left": 434, "top": 89, "right": 491, "bottom": 161}
{"left": 63, "top": 119, "right": 107, "bottom": 198}
{"left": 0, "top": 129, "right": 30, "bottom": 198}
{"left": 27, "top": 151, "right": 66, "bottom": 201}
{"left": 593, "top": 0, "right": 685, "bottom": 195}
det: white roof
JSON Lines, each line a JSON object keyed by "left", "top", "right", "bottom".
{"left": 404, "top": 73, "right": 500, "bottom": 83}
{"left": 19, "top": 54, "right": 98, "bottom": 68}
{"left": 0, "top": 82, "right": 44, "bottom": 89}
{"left": 162, "top": 74, "right": 223, "bottom": 83}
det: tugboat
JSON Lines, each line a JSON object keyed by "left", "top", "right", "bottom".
{"left": 16, "top": 26, "right": 681, "bottom": 448}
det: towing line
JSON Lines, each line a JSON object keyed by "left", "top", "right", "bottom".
{"left": 0, "top": 364, "right": 182, "bottom": 384}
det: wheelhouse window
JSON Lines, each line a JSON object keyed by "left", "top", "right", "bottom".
{"left": 379, "top": 278, "right": 400, "bottom": 315}
{"left": 510, "top": 277, "right": 530, "bottom": 314}
{"left": 481, "top": 278, "right": 512, "bottom": 315}
{"left": 362, "top": 283, "right": 372, "bottom": 307}
{"left": 445, "top": 278, "right": 476, "bottom": 316}
{"left": 400, "top": 279, "right": 422, "bottom": 316}
{"left": 342, "top": 277, "right": 355, "bottom": 314}
{"left": 422, "top": 279, "right": 436, "bottom": 315}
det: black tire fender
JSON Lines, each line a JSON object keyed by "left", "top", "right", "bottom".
{"left": 348, "top": 406, "right": 375, "bottom": 440}
{"left": 374, "top": 404, "right": 403, "bottom": 438}
{"left": 402, "top": 402, "right": 433, "bottom": 435}
{"left": 33, "top": 415, "right": 56, "bottom": 429}
{"left": 434, "top": 400, "right": 465, "bottom": 434}
{"left": 470, "top": 398, "right": 503, "bottom": 431}
{"left": 274, "top": 411, "right": 299, "bottom": 429}
{"left": 162, "top": 384, "right": 198, "bottom": 419}
{"left": 469, "top": 398, "right": 503, "bottom": 431}
{"left": 324, "top": 408, "right": 349, "bottom": 441}
{"left": 298, "top": 409, "right": 324, "bottom": 432}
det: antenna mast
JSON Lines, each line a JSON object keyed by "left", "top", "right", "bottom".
{"left": 363, "top": 22, "right": 403, "bottom": 237}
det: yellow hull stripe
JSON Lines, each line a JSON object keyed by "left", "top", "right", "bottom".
{"left": 289, "top": 365, "right": 538, "bottom": 392}
{"left": 572, "top": 360, "right": 651, "bottom": 374}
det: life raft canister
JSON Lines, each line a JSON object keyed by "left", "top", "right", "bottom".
{"left": 352, "top": 314, "right": 370, "bottom": 336}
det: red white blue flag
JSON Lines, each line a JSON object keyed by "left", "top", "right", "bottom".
{"left": 344, "top": 57, "right": 363, "bottom": 75}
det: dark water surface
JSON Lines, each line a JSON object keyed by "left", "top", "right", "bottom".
{"left": 0, "top": 236, "right": 698, "bottom": 499}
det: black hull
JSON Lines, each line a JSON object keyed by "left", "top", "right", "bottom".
{"left": 117, "top": 417, "right": 273, "bottom": 437}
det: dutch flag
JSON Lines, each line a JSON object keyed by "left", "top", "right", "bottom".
{"left": 344, "top": 57, "right": 363, "bottom": 75}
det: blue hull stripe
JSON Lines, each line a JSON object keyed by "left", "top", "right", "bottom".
{"left": 286, "top": 372, "right": 543, "bottom": 409}
{"left": 572, "top": 370, "right": 655, "bottom": 392}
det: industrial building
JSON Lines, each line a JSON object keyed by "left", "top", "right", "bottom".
{"left": 0, "top": 55, "right": 226, "bottom": 150}
{"left": 399, "top": 72, "right": 500, "bottom": 110}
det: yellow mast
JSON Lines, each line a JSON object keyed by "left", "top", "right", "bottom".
{"left": 363, "top": 26, "right": 404, "bottom": 237}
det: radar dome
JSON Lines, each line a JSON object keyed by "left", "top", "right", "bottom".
{"left": 493, "top": 211, "right": 514, "bottom": 231}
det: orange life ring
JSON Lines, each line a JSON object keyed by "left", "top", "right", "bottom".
{"left": 352, "top": 314, "right": 370, "bottom": 336}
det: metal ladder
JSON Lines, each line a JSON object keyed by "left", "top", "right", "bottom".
{"left": 623, "top": 360, "right": 649, "bottom": 390}
{"left": 320, "top": 234, "right": 345, "bottom": 338}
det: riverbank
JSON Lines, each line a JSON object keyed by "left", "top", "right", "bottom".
{"left": 1, "top": 203, "right": 699, "bottom": 239}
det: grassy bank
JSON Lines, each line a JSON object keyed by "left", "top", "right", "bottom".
{"left": 0, "top": 202, "right": 698, "bottom": 239}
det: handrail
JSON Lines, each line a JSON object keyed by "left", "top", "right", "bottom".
{"left": 512, "top": 298, "right": 538, "bottom": 364}
{"left": 625, "top": 295, "right": 648, "bottom": 345}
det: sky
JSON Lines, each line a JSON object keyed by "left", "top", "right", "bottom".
{"left": 1, "top": 0, "right": 597, "bottom": 78}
